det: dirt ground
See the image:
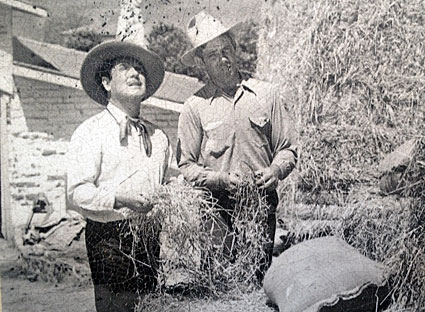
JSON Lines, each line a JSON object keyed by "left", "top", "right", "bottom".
{"left": 1, "top": 274, "right": 95, "bottom": 312}
{"left": 0, "top": 239, "right": 95, "bottom": 312}
{"left": 0, "top": 238, "right": 275, "bottom": 312}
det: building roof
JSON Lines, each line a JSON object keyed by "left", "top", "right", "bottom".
{"left": 14, "top": 37, "right": 86, "bottom": 78}
{"left": 154, "top": 71, "right": 204, "bottom": 104}
{"left": 13, "top": 36, "right": 204, "bottom": 104}
{"left": 0, "top": 0, "right": 47, "bottom": 17}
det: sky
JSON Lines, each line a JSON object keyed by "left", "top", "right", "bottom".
{"left": 23, "top": 0, "right": 262, "bottom": 34}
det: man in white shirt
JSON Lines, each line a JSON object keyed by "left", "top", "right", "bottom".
{"left": 67, "top": 40, "right": 170, "bottom": 312}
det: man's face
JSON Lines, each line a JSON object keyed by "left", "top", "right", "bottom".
{"left": 201, "top": 35, "right": 239, "bottom": 88}
{"left": 102, "top": 57, "right": 147, "bottom": 103}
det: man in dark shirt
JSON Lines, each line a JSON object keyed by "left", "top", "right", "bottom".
{"left": 177, "top": 11, "right": 298, "bottom": 282}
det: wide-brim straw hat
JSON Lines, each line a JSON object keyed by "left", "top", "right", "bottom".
{"left": 181, "top": 11, "right": 242, "bottom": 66}
{"left": 80, "top": 40, "right": 165, "bottom": 106}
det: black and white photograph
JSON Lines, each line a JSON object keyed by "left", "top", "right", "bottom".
{"left": 0, "top": 0, "right": 424, "bottom": 311}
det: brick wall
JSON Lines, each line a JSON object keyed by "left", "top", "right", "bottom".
{"left": 14, "top": 76, "right": 103, "bottom": 140}
{"left": 8, "top": 75, "right": 182, "bottom": 228}
{"left": 0, "top": 3, "right": 13, "bottom": 94}
{"left": 14, "top": 76, "right": 182, "bottom": 144}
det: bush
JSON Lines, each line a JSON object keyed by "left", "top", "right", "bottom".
{"left": 147, "top": 20, "right": 259, "bottom": 82}
{"left": 64, "top": 28, "right": 102, "bottom": 52}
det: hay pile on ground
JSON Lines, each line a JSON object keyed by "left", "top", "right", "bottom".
{"left": 278, "top": 192, "right": 424, "bottom": 310}
{"left": 135, "top": 289, "right": 274, "bottom": 312}
{"left": 15, "top": 214, "right": 90, "bottom": 285}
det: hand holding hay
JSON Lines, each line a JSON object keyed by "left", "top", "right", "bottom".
{"left": 222, "top": 172, "right": 244, "bottom": 193}
{"left": 255, "top": 165, "right": 281, "bottom": 191}
{"left": 115, "top": 193, "right": 154, "bottom": 214}
{"left": 126, "top": 173, "right": 275, "bottom": 295}
{"left": 115, "top": 170, "right": 155, "bottom": 214}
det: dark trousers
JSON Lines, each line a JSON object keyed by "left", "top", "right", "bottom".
{"left": 206, "top": 190, "right": 278, "bottom": 283}
{"left": 85, "top": 218, "right": 160, "bottom": 312}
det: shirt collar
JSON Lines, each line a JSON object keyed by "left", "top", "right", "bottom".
{"left": 106, "top": 102, "right": 129, "bottom": 125}
{"left": 208, "top": 72, "right": 257, "bottom": 105}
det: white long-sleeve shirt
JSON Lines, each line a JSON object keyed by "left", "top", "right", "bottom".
{"left": 67, "top": 103, "right": 172, "bottom": 222}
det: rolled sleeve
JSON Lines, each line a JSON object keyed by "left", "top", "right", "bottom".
{"left": 270, "top": 87, "right": 298, "bottom": 180}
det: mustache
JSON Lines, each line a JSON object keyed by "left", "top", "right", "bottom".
{"left": 218, "top": 63, "right": 233, "bottom": 72}
{"left": 127, "top": 79, "right": 142, "bottom": 86}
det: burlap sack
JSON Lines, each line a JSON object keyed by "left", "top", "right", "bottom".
{"left": 263, "top": 236, "right": 389, "bottom": 312}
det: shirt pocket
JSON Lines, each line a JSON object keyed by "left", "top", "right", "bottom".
{"left": 248, "top": 114, "right": 271, "bottom": 149}
{"left": 204, "top": 121, "right": 231, "bottom": 158}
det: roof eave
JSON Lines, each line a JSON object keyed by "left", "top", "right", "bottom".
{"left": 0, "top": 0, "right": 48, "bottom": 17}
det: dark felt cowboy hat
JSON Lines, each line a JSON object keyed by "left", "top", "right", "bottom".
{"left": 181, "top": 11, "right": 242, "bottom": 66}
{"left": 80, "top": 39, "right": 165, "bottom": 106}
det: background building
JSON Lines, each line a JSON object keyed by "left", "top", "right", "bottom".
{"left": 0, "top": 0, "right": 203, "bottom": 240}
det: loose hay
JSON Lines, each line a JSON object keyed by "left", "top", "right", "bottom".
{"left": 298, "top": 124, "right": 397, "bottom": 194}
{"left": 134, "top": 289, "right": 274, "bottom": 312}
{"left": 388, "top": 137, "right": 425, "bottom": 197}
{"left": 123, "top": 175, "right": 272, "bottom": 305}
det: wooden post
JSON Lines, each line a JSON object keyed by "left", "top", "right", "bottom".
{"left": 0, "top": 2, "right": 15, "bottom": 241}
{"left": 1, "top": 93, "right": 13, "bottom": 241}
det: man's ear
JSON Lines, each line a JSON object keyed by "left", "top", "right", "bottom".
{"left": 101, "top": 76, "right": 111, "bottom": 92}
{"left": 234, "top": 40, "right": 240, "bottom": 54}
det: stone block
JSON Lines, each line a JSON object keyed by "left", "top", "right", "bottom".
{"left": 12, "top": 194, "right": 25, "bottom": 201}
{"left": 26, "top": 193, "right": 41, "bottom": 201}
{"left": 10, "top": 181, "right": 40, "bottom": 188}
{"left": 47, "top": 174, "right": 66, "bottom": 181}
{"left": 41, "top": 149, "right": 57, "bottom": 156}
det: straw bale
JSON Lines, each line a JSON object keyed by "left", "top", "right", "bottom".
{"left": 258, "top": 0, "right": 425, "bottom": 126}
{"left": 257, "top": 0, "right": 425, "bottom": 194}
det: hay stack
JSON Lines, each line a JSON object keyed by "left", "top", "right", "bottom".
{"left": 258, "top": 0, "right": 425, "bottom": 195}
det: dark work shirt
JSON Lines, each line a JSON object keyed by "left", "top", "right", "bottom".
{"left": 177, "top": 77, "right": 298, "bottom": 189}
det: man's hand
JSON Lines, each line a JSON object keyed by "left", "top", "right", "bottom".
{"left": 255, "top": 165, "right": 281, "bottom": 191}
{"left": 115, "top": 192, "right": 154, "bottom": 214}
{"left": 220, "top": 172, "right": 243, "bottom": 193}
{"left": 114, "top": 171, "right": 155, "bottom": 214}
